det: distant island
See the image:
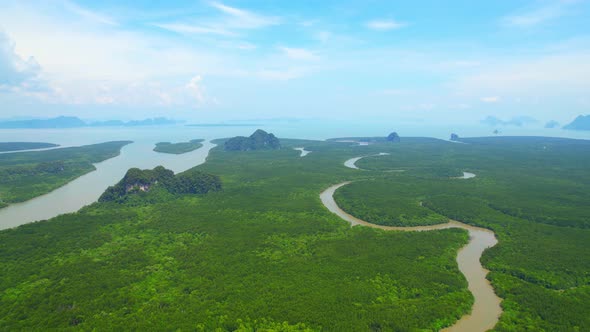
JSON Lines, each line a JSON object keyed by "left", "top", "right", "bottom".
{"left": 386, "top": 132, "right": 401, "bottom": 142}
{"left": 153, "top": 139, "right": 204, "bottom": 154}
{"left": 481, "top": 115, "right": 538, "bottom": 127}
{"left": 544, "top": 120, "right": 560, "bottom": 129}
{"left": 0, "top": 116, "right": 179, "bottom": 129}
{"left": 563, "top": 115, "right": 590, "bottom": 131}
{"left": 224, "top": 129, "right": 281, "bottom": 151}
{"left": 0, "top": 142, "right": 59, "bottom": 152}
{"left": 186, "top": 123, "right": 262, "bottom": 127}
{"left": 328, "top": 132, "right": 402, "bottom": 144}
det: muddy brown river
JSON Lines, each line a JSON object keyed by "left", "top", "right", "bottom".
{"left": 318, "top": 155, "right": 502, "bottom": 332}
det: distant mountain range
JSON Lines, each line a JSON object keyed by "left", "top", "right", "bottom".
{"left": 563, "top": 115, "right": 590, "bottom": 131}
{"left": 0, "top": 116, "right": 178, "bottom": 129}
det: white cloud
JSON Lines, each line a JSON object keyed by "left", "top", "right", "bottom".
{"left": 453, "top": 52, "right": 590, "bottom": 99}
{"left": 62, "top": 0, "right": 117, "bottom": 26}
{"left": 32, "top": 77, "right": 213, "bottom": 108}
{"left": 502, "top": 1, "right": 579, "bottom": 27}
{"left": 0, "top": 30, "right": 43, "bottom": 90}
{"left": 481, "top": 96, "right": 500, "bottom": 103}
{"left": 185, "top": 75, "right": 205, "bottom": 103}
{"left": 155, "top": 1, "right": 280, "bottom": 36}
{"left": 0, "top": 2, "right": 234, "bottom": 108}
{"left": 280, "top": 47, "right": 318, "bottom": 61}
{"left": 152, "top": 23, "right": 235, "bottom": 36}
{"left": 366, "top": 19, "right": 407, "bottom": 31}
{"left": 209, "top": 2, "right": 280, "bottom": 29}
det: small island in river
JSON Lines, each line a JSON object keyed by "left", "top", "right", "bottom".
{"left": 153, "top": 139, "right": 204, "bottom": 154}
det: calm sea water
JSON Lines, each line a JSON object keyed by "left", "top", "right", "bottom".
{"left": 0, "top": 121, "right": 588, "bottom": 229}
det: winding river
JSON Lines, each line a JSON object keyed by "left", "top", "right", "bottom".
{"left": 0, "top": 141, "right": 216, "bottom": 230}
{"left": 320, "top": 154, "right": 502, "bottom": 332}
{"left": 2, "top": 138, "right": 501, "bottom": 330}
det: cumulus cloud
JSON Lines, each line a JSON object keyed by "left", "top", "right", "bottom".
{"left": 0, "top": 31, "right": 42, "bottom": 90}
{"left": 185, "top": 75, "right": 205, "bottom": 103}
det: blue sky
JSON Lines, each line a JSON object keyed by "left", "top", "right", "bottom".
{"left": 0, "top": 0, "right": 589, "bottom": 124}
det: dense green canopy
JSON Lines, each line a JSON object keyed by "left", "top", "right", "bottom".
{"left": 0, "top": 136, "right": 588, "bottom": 331}
{"left": 224, "top": 129, "right": 281, "bottom": 151}
{"left": 99, "top": 166, "right": 221, "bottom": 203}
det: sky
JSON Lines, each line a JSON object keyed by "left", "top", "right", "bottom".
{"left": 0, "top": 0, "right": 589, "bottom": 124}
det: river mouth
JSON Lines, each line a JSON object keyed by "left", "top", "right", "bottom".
{"left": 319, "top": 154, "right": 503, "bottom": 332}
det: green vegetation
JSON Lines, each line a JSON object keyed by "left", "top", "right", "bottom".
{"left": 0, "top": 142, "right": 59, "bottom": 152}
{"left": 336, "top": 136, "right": 590, "bottom": 331}
{"left": 224, "top": 129, "right": 281, "bottom": 151}
{"left": 0, "top": 138, "right": 472, "bottom": 331}
{"left": 0, "top": 135, "right": 588, "bottom": 331}
{"left": 153, "top": 139, "right": 203, "bottom": 154}
{"left": 0, "top": 141, "right": 131, "bottom": 207}
{"left": 99, "top": 166, "right": 221, "bottom": 203}
{"left": 335, "top": 179, "right": 448, "bottom": 226}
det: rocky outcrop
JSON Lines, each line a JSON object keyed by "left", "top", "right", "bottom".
{"left": 99, "top": 166, "right": 221, "bottom": 203}
{"left": 386, "top": 132, "right": 400, "bottom": 142}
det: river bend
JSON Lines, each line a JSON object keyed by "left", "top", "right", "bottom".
{"left": 318, "top": 155, "right": 502, "bottom": 332}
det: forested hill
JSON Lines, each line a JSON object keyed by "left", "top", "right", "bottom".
{"left": 99, "top": 166, "right": 221, "bottom": 203}
{"left": 224, "top": 129, "right": 281, "bottom": 151}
